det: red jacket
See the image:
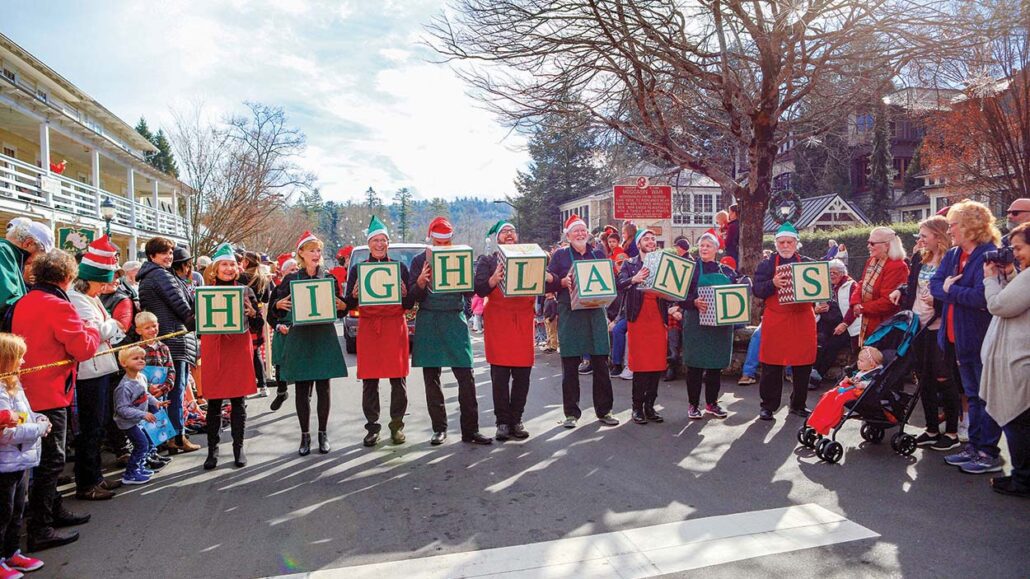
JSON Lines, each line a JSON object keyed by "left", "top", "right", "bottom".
{"left": 848, "top": 258, "right": 910, "bottom": 340}
{"left": 11, "top": 285, "right": 101, "bottom": 411}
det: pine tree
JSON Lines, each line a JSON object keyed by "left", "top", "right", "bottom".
{"left": 151, "top": 130, "right": 180, "bottom": 178}
{"left": 903, "top": 145, "right": 923, "bottom": 194}
{"left": 866, "top": 100, "right": 894, "bottom": 223}
{"left": 428, "top": 197, "right": 450, "bottom": 219}
{"left": 319, "top": 201, "right": 342, "bottom": 252}
{"left": 392, "top": 187, "right": 413, "bottom": 242}
{"left": 365, "top": 187, "right": 383, "bottom": 217}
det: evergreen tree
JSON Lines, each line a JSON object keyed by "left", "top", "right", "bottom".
{"left": 428, "top": 197, "right": 450, "bottom": 219}
{"left": 298, "top": 188, "right": 325, "bottom": 217}
{"left": 867, "top": 100, "right": 894, "bottom": 223}
{"left": 151, "top": 130, "right": 180, "bottom": 178}
{"left": 392, "top": 187, "right": 413, "bottom": 242}
{"left": 319, "top": 201, "right": 342, "bottom": 252}
{"left": 365, "top": 186, "right": 383, "bottom": 217}
{"left": 903, "top": 145, "right": 923, "bottom": 194}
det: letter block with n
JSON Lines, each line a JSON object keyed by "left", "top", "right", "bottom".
{"left": 648, "top": 252, "right": 695, "bottom": 301}
{"left": 195, "top": 287, "right": 246, "bottom": 335}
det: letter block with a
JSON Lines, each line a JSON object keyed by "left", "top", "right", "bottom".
{"left": 497, "top": 244, "right": 548, "bottom": 297}
{"left": 290, "top": 278, "right": 338, "bottom": 325}
{"left": 570, "top": 259, "right": 617, "bottom": 310}
{"left": 357, "top": 261, "right": 402, "bottom": 307}
{"left": 195, "top": 287, "right": 246, "bottom": 335}
{"left": 430, "top": 245, "right": 474, "bottom": 293}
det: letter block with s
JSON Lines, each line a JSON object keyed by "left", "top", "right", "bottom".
{"left": 357, "top": 261, "right": 403, "bottom": 307}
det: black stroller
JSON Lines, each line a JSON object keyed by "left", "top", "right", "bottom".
{"left": 797, "top": 310, "right": 924, "bottom": 464}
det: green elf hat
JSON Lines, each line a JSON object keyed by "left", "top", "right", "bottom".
{"left": 77, "top": 235, "right": 118, "bottom": 283}
{"left": 634, "top": 228, "right": 654, "bottom": 247}
{"left": 364, "top": 215, "right": 389, "bottom": 241}
{"left": 775, "top": 221, "right": 800, "bottom": 240}
{"left": 485, "top": 219, "right": 515, "bottom": 249}
{"left": 210, "top": 242, "right": 236, "bottom": 264}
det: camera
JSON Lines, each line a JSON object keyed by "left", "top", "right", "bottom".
{"left": 984, "top": 246, "right": 1015, "bottom": 266}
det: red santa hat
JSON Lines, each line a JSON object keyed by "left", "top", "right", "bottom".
{"left": 296, "top": 230, "right": 320, "bottom": 252}
{"left": 276, "top": 252, "right": 293, "bottom": 269}
{"left": 426, "top": 217, "right": 454, "bottom": 241}
{"left": 336, "top": 246, "right": 353, "bottom": 261}
{"left": 698, "top": 228, "right": 724, "bottom": 248}
{"left": 563, "top": 214, "right": 587, "bottom": 236}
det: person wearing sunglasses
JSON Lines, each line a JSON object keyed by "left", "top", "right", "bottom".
{"left": 843, "top": 227, "right": 909, "bottom": 344}
{"left": 1002, "top": 198, "right": 1030, "bottom": 251}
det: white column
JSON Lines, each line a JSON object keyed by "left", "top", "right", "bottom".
{"left": 92, "top": 150, "right": 102, "bottom": 218}
{"left": 126, "top": 168, "right": 136, "bottom": 227}
{"left": 39, "top": 122, "right": 51, "bottom": 173}
{"left": 171, "top": 189, "right": 180, "bottom": 235}
{"left": 129, "top": 234, "right": 138, "bottom": 261}
{"left": 152, "top": 179, "right": 159, "bottom": 210}
{"left": 185, "top": 195, "right": 193, "bottom": 234}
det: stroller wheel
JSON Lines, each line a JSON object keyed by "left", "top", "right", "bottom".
{"left": 815, "top": 437, "right": 831, "bottom": 460}
{"left": 804, "top": 428, "right": 820, "bottom": 448}
{"left": 822, "top": 441, "right": 844, "bottom": 464}
{"left": 890, "top": 432, "right": 903, "bottom": 452}
{"left": 861, "top": 424, "right": 885, "bottom": 443}
{"left": 896, "top": 434, "right": 917, "bottom": 456}
{"left": 797, "top": 426, "right": 808, "bottom": 446}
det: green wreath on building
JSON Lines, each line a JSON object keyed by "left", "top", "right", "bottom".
{"left": 767, "top": 189, "right": 803, "bottom": 225}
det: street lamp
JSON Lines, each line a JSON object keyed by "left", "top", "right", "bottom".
{"left": 100, "top": 197, "right": 116, "bottom": 237}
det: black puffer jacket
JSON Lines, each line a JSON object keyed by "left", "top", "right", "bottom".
{"left": 137, "top": 260, "right": 197, "bottom": 365}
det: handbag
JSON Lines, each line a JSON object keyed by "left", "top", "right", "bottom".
{"left": 140, "top": 408, "right": 178, "bottom": 446}
{"left": 80, "top": 342, "right": 119, "bottom": 378}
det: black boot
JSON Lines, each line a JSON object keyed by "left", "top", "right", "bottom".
{"left": 663, "top": 365, "right": 677, "bottom": 382}
{"left": 229, "top": 398, "right": 247, "bottom": 466}
{"left": 204, "top": 423, "right": 220, "bottom": 470}
{"left": 270, "top": 384, "right": 289, "bottom": 412}
{"left": 299, "top": 433, "right": 311, "bottom": 456}
{"left": 203, "top": 446, "right": 218, "bottom": 470}
{"left": 318, "top": 431, "right": 330, "bottom": 454}
{"left": 233, "top": 445, "right": 247, "bottom": 467}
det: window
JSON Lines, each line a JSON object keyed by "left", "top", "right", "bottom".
{"left": 855, "top": 113, "right": 874, "bottom": 133}
{"left": 35, "top": 88, "right": 47, "bottom": 103}
{"left": 2, "top": 146, "right": 14, "bottom": 159}
{"left": 1, "top": 68, "right": 14, "bottom": 83}
{"left": 673, "top": 191, "right": 721, "bottom": 225}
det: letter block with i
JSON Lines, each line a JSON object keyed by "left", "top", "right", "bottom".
{"left": 497, "top": 244, "right": 548, "bottom": 297}
{"left": 195, "top": 287, "right": 247, "bottom": 335}
{"left": 430, "top": 245, "right": 475, "bottom": 293}
{"left": 290, "top": 278, "right": 338, "bottom": 325}
{"left": 357, "top": 261, "right": 402, "bottom": 307}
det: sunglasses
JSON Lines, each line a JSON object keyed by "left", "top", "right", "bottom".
{"left": 867, "top": 240, "right": 888, "bottom": 246}
{"left": 1009, "top": 210, "right": 1028, "bottom": 216}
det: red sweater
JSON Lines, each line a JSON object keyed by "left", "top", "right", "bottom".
{"left": 12, "top": 286, "right": 101, "bottom": 411}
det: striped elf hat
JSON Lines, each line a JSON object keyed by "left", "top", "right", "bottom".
{"left": 78, "top": 235, "right": 118, "bottom": 282}
{"left": 210, "top": 242, "right": 236, "bottom": 264}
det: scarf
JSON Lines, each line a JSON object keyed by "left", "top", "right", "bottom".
{"left": 859, "top": 257, "right": 886, "bottom": 339}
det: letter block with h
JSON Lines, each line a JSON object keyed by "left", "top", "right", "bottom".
{"left": 195, "top": 287, "right": 246, "bottom": 335}
{"left": 430, "top": 245, "right": 475, "bottom": 293}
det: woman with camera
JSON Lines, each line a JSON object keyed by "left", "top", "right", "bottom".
{"left": 980, "top": 222, "right": 1030, "bottom": 498}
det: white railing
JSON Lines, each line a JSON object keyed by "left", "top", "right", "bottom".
{"left": 0, "top": 152, "right": 187, "bottom": 239}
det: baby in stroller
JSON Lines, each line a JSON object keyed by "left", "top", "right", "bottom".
{"left": 808, "top": 346, "right": 885, "bottom": 436}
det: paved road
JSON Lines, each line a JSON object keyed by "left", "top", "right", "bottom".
{"left": 37, "top": 332, "right": 1029, "bottom": 578}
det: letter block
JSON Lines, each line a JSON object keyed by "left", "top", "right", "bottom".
{"left": 430, "top": 245, "right": 474, "bottom": 293}
{"left": 357, "top": 261, "right": 402, "bottom": 307}
{"left": 195, "top": 287, "right": 246, "bottom": 335}
{"left": 698, "top": 284, "right": 751, "bottom": 326}
{"left": 570, "top": 259, "right": 617, "bottom": 310}
{"left": 640, "top": 251, "right": 695, "bottom": 301}
{"left": 290, "top": 278, "right": 338, "bottom": 325}
{"left": 497, "top": 244, "right": 548, "bottom": 297}
{"left": 777, "top": 261, "right": 832, "bottom": 304}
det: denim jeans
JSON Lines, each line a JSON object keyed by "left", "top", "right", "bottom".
{"left": 610, "top": 318, "right": 628, "bottom": 365}
{"left": 168, "top": 360, "right": 190, "bottom": 435}
{"left": 123, "top": 425, "right": 151, "bottom": 475}
{"left": 743, "top": 325, "right": 761, "bottom": 378}
{"left": 956, "top": 355, "right": 1002, "bottom": 457}
{"left": 0, "top": 470, "right": 27, "bottom": 557}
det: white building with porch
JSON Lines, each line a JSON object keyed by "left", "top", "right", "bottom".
{"left": 0, "top": 33, "right": 189, "bottom": 260}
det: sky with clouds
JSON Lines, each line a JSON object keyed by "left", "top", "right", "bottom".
{"left": 2, "top": 0, "right": 528, "bottom": 203}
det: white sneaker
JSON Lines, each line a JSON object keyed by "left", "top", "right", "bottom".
{"left": 618, "top": 368, "right": 634, "bottom": 380}
{"left": 957, "top": 416, "right": 969, "bottom": 442}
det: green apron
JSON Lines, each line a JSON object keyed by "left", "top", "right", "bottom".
{"left": 557, "top": 299, "right": 611, "bottom": 358}
{"left": 278, "top": 271, "right": 348, "bottom": 382}
{"left": 411, "top": 291, "right": 474, "bottom": 368}
{"left": 682, "top": 270, "right": 733, "bottom": 369}
{"left": 270, "top": 309, "right": 290, "bottom": 368}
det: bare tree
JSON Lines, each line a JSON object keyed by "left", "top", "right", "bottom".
{"left": 170, "top": 102, "right": 314, "bottom": 255}
{"left": 429, "top": 0, "right": 966, "bottom": 273}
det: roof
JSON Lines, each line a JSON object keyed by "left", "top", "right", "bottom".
{"left": 892, "top": 189, "right": 930, "bottom": 208}
{"left": 763, "top": 193, "right": 870, "bottom": 232}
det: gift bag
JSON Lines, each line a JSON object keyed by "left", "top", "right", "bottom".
{"left": 140, "top": 408, "right": 178, "bottom": 446}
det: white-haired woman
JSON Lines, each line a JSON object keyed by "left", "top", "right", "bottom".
{"left": 810, "top": 259, "right": 859, "bottom": 389}
{"left": 845, "top": 226, "right": 909, "bottom": 343}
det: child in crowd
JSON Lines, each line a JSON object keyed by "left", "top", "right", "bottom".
{"left": 114, "top": 347, "right": 167, "bottom": 485}
{"left": 807, "top": 346, "right": 885, "bottom": 436}
{"left": 542, "top": 293, "right": 558, "bottom": 352}
{"left": 0, "top": 333, "right": 47, "bottom": 576}
{"left": 135, "top": 313, "right": 174, "bottom": 471}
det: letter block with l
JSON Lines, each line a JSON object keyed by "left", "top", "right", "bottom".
{"left": 498, "top": 243, "right": 548, "bottom": 297}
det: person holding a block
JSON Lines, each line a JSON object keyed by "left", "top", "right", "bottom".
{"left": 474, "top": 220, "right": 536, "bottom": 441}
{"left": 616, "top": 229, "right": 671, "bottom": 425}
{"left": 198, "top": 244, "right": 264, "bottom": 470}
{"left": 545, "top": 214, "right": 619, "bottom": 429}
{"left": 408, "top": 217, "right": 492, "bottom": 446}
{"left": 753, "top": 222, "right": 817, "bottom": 421}
{"left": 268, "top": 231, "right": 349, "bottom": 456}
{"left": 671, "top": 230, "right": 740, "bottom": 420}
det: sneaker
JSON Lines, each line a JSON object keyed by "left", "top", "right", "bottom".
{"left": 138, "top": 468, "right": 155, "bottom": 477}
{"left": 609, "top": 364, "right": 622, "bottom": 377}
{"left": 687, "top": 404, "right": 703, "bottom": 420}
{"left": 598, "top": 413, "right": 620, "bottom": 426}
{"left": 914, "top": 432, "right": 940, "bottom": 447}
{"left": 944, "top": 445, "right": 978, "bottom": 466}
{"left": 120, "top": 471, "right": 151, "bottom": 486}
{"left": 957, "top": 416, "right": 969, "bottom": 442}
{"left": 561, "top": 416, "right": 577, "bottom": 429}
{"left": 930, "top": 435, "right": 960, "bottom": 451}
{"left": 0, "top": 560, "right": 23, "bottom": 579}
{"left": 737, "top": 375, "right": 757, "bottom": 385}
{"left": 959, "top": 452, "right": 1004, "bottom": 474}
{"left": 578, "top": 361, "right": 592, "bottom": 374}
{"left": 618, "top": 368, "right": 634, "bottom": 380}
{"left": 705, "top": 403, "right": 728, "bottom": 419}
{"left": 6, "top": 551, "right": 43, "bottom": 572}
{"left": 145, "top": 458, "right": 167, "bottom": 471}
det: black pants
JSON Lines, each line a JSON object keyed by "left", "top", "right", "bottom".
{"left": 686, "top": 366, "right": 721, "bottom": 407}
{"left": 631, "top": 371, "right": 661, "bottom": 412}
{"left": 491, "top": 366, "right": 531, "bottom": 427}
{"left": 0, "top": 470, "right": 27, "bottom": 557}
{"left": 560, "top": 356, "right": 614, "bottom": 419}
{"left": 1004, "top": 407, "right": 1030, "bottom": 491}
{"left": 28, "top": 407, "right": 67, "bottom": 535}
{"left": 253, "top": 349, "right": 266, "bottom": 390}
{"left": 362, "top": 378, "right": 407, "bottom": 433}
{"left": 75, "top": 374, "right": 110, "bottom": 491}
{"left": 295, "top": 380, "right": 330, "bottom": 434}
{"left": 919, "top": 329, "right": 961, "bottom": 434}
{"left": 206, "top": 397, "right": 246, "bottom": 448}
{"left": 273, "top": 365, "right": 288, "bottom": 395}
{"left": 813, "top": 332, "right": 854, "bottom": 379}
{"left": 104, "top": 370, "right": 129, "bottom": 455}
{"left": 424, "top": 367, "right": 479, "bottom": 435}
{"left": 759, "top": 363, "right": 811, "bottom": 413}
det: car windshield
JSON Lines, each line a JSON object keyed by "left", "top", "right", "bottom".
{"left": 349, "top": 246, "right": 425, "bottom": 270}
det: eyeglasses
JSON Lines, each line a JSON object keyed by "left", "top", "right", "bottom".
{"left": 1009, "top": 210, "right": 1028, "bottom": 216}
{"left": 867, "top": 240, "right": 887, "bottom": 246}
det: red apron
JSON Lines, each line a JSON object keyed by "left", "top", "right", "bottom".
{"left": 759, "top": 256, "right": 817, "bottom": 366}
{"left": 627, "top": 292, "right": 668, "bottom": 372}
{"left": 200, "top": 333, "right": 257, "bottom": 399}
{"left": 482, "top": 286, "right": 535, "bottom": 367}
{"left": 357, "top": 304, "right": 409, "bottom": 379}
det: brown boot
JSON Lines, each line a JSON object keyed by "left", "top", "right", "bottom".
{"left": 167, "top": 435, "right": 201, "bottom": 454}
{"left": 74, "top": 484, "right": 114, "bottom": 501}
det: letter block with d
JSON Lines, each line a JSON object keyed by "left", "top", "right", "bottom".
{"left": 357, "top": 262, "right": 402, "bottom": 307}
{"left": 430, "top": 245, "right": 474, "bottom": 293}
{"left": 195, "top": 287, "right": 246, "bottom": 335}
{"left": 290, "top": 278, "right": 338, "bottom": 325}
{"left": 498, "top": 243, "right": 548, "bottom": 297}
{"left": 714, "top": 284, "right": 751, "bottom": 325}
{"left": 570, "top": 259, "right": 617, "bottom": 310}
{"left": 647, "top": 252, "right": 695, "bottom": 301}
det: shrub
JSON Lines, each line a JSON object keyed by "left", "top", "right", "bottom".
{"left": 764, "top": 222, "right": 921, "bottom": 274}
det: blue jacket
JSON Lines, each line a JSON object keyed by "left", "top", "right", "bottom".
{"left": 930, "top": 242, "right": 996, "bottom": 363}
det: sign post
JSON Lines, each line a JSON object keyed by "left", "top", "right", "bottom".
{"left": 195, "top": 287, "right": 247, "bottom": 335}
{"left": 357, "top": 262, "right": 403, "bottom": 307}
{"left": 613, "top": 176, "right": 673, "bottom": 220}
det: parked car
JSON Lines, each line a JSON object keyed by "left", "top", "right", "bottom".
{"left": 343, "top": 243, "right": 427, "bottom": 354}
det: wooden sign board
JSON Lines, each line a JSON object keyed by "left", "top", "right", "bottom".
{"left": 498, "top": 244, "right": 548, "bottom": 297}
{"left": 699, "top": 284, "right": 751, "bottom": 326}
{"left": 290, "top": 278, "right": 337, "bottom": 325}
{"left": 570, "top": 259, "right": 617, "bottom": 310}
{"left": 357, "top": 261, "right": 403, "bottom": 307}
{"left": 195, "top": 287, "right": 247, "bottom": 335}
{"left": 777, "top": 261, "right": 832, "bottom": 304}
{"left": 430, "top": 245, "right": 474, "bottom": 293}
{"left": 640, "top": 251, "right": 695, "bottom": 301}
